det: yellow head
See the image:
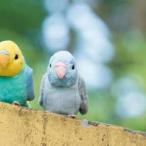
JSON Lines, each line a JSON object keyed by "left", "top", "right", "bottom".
{"left": 0, "top": 40, "right": 25, "bottom": 76}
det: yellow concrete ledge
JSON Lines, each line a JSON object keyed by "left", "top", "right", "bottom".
{"left": 0, "top": 103, "right": 145, "bottom": 146}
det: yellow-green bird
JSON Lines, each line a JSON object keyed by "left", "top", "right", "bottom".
{"left": 0, "top": 40, "right": 35, "bottom": 107}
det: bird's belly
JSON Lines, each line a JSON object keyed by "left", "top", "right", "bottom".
{"left": 0, "top": 77, "right": 26, "bottom": 105}
{"left": 45, "top": 88, "right": 81, "bottom": 115}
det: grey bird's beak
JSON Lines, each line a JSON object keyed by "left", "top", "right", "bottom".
{"left": 55, "top": 62, "right": 67, "bottom": 79}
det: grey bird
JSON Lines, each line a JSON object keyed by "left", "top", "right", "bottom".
{"left": 39, "top": 51, "right": 88, "bottom": 115}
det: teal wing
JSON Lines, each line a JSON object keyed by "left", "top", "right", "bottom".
{"left": 25, "top": 65, "right": 35, "bottom": 101}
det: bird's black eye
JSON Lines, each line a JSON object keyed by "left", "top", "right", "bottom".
{"left": 72, "top": 65, "right": 75, "bottom": 70}
{"left": 14, "top": 54, "right": 19, "bottom": 60}
{"left": 50, "top": 64, "right": 52, "bottom": 68}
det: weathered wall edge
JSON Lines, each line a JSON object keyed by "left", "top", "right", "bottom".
{"left": 0, "top": 102, "right": 145, "bottom": 146}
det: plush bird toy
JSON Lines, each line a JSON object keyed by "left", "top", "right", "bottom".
{"left": 39, "top": 51, "right": 88, "bottom": 115}
{"left": 0, "top": 40, "right": 34, "bottom": 107}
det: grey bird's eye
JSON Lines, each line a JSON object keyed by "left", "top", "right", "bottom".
{"left": 72, "top": 65, "right": 75, "bottom": 70}
{"left": 49, "top": 64, "right": 52, "bottom": 68}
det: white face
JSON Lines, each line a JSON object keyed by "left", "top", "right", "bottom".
{"left": 48, "top": 51, "right": 78, "bottom": 87}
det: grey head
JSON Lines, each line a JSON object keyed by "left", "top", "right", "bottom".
{"left": 47, "top": 51, "right": 78, "bottom": 87}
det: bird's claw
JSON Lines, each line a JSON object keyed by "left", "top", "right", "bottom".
{"left": 67, "top": 114, "right": 76, "bottom": 118}
{"left": 81, "top": 119, "right": 89, "bottom": 128}
{"left": 12, "top": 101, "right": 20, "bottom": 106}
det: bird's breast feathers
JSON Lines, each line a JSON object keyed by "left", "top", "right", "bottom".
{"left": 44, "top": 80, "right": 81, "bottom": 114}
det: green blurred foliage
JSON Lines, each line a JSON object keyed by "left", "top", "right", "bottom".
{"left": 0, "top": 0, "right": 46, "bottom": 32}
{"left": 110, "top": 31, "right": 146, "bottom": 130}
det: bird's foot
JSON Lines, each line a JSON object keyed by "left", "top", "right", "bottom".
{"left": 12, "top": 101, "right": 20, "bottom": 106}
{"left": 81, "top": 119, "right": 89, "bottom": 128}
{"left": 67, "top": 114, "right": 76, "bottom": 119}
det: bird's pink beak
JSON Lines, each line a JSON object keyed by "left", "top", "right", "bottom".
{"left": 55, "top": 62, "right": 66, "bottom": 79}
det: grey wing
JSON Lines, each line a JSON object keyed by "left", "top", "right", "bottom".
{"left": 39, "top": 73, "right": 48, "bottom": 106}
{"left": 78, "top": 76, "right": 88, "bottom": 114}
{"left": 25, "top": 65, "right": 35, "bottom": 101}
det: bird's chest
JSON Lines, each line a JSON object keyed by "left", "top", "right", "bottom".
{"left": 0, "top": 72, "right": 26, "bottom": 101}
{"left": 45, "top": 85, "right": 81, "bottom": 114}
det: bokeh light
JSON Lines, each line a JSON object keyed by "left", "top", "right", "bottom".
{"left": 116, "top": 92, "right": 146, "bottom": 118}
{"left": 42, "top": 14, "right": 70, "bottom": 52}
